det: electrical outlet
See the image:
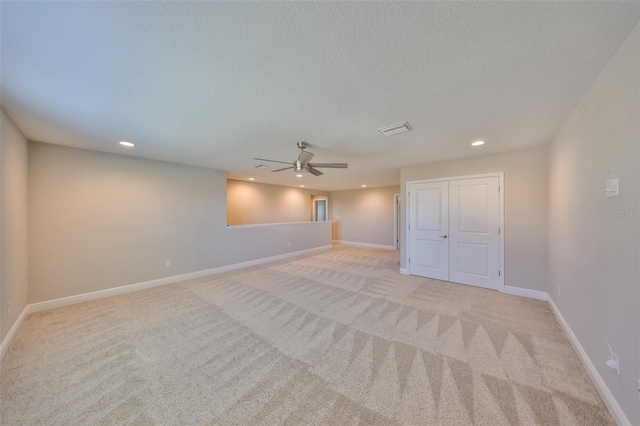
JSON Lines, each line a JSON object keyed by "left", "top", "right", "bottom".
{"left": 165, "top": 260, "right": 172, "bottom": 268}
{"left": 608, "top": 351, "right": 620, "bottom": 374}
{"left": 287, "top": 242, "right": 291, "bottom": 248}
{"left": 606, "top": 343, "right": 620, "bottom": 374}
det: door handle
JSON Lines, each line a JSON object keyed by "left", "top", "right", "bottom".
{"left": 439, "top": 235, "right": 448, "bottom": 239}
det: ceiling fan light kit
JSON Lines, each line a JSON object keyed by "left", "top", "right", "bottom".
{"left": 253, "top": 142, "right": 348, "bottom": 177}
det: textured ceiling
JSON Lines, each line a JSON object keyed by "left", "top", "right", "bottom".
{"left": 1, "top": 2, "right": 638, "bottom": 190}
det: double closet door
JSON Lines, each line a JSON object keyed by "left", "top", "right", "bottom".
{"left": 408, "top": 175, "right": 502, "bottom": 291}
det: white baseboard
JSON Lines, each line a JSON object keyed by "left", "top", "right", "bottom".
{"left": 0, "top": 305, "right": 29, "bottom": 359}
{"left": 28, "top": 245, "right": 332, "bottom": 314}
{"left": 547, "top": 297, "right": 630, "bottom": 426}
{"left": 333, "top": 240, "right": 397, "bottom": 251}
{"left": 2, "top": 245, "right": 332, "bottom": 358}
{"left": 502, "top": 286, "right": 548, "bottom": 301}
{"left": 399, "top": 268, "right": 409, "bottom": 275}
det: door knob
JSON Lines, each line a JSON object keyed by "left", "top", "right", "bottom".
{"left": 440, "top": 235, "right": 448, "bottom": 239}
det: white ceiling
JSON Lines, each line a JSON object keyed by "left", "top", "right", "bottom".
{"left": 1, "top": 2, "right": 638, "bottom": 191}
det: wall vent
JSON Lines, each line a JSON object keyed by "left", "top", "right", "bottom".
{"left": 377, "top": 121, "right": 412, "bottom": 136}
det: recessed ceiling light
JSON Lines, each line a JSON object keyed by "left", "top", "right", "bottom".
{"left": 296, "top": 174, "right": 303, "bottom": 178}
{"left": 119, "top": 141, "right": 135, "bottom": 147}
{"left": 362, "top": 185, "right": 367, "bottom": 188}
{"left": 248, "top": 177, "right": 255, "bottom": 181}
{"left": 377, "top": 121, "right": 412, "bottom": 137}
{"left": 299, "top": 185, "right": 304, "bottom": 188}
{"left": 471, "top": 140, "right": 485, "bottom": 146}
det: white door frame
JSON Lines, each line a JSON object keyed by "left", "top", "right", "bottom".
{"left": 311, "top": 196, "right": 328, "bottom": 221}
{"left": 394, "top": 194, "right": 400, "bottom": 250}
{"left": 405, "top": 172, "right": 505, "bottom": 292}
{"left": 313, "top": 199, "right": 327, "bottom": 221}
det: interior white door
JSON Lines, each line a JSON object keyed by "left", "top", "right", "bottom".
{"left": 409, "top": 182, "right": 449, "bottom": 280}
{"left": 449, "top": 177, "right": 500, "bottom": 290}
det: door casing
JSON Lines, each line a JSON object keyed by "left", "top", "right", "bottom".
{"left": 394, "top": 194, "right": 401, "bottom": 250}
{"left": 405, "top": 172, "right": 505, "bottom": 292}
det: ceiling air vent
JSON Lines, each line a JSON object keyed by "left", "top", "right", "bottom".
{"left": 377, "top": 121, "right": 412, "bottom": 136}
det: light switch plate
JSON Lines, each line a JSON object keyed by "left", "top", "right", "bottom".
{"left": 605, "top": 178, "right": 619, "bottom": 198}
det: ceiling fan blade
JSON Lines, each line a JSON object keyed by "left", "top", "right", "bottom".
{"left": 298, "top": 150, "right": 314, "bottom": 164}
{"left": 307, "top": 166, "right": 323, "bottom": 176}
{"left": 271, "top": 166, "right": 294, "bottom": 172}
{"left": 253, "top": 158, "right": 292, "bottom": 165}
{"left": 308, "top": 163, "right": 348, "bottom": 169}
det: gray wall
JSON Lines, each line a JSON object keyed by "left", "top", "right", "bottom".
{"left": 401, "top": 145, "right": 549, "bottom": 292}
{"left": 1, "top": 108, "right": 29, "bottom": 342}
{"left": 329, "top": 186, "right": 400, "bottom": 248}
{"left": 548, "top": 23, "right": 639, "bottom": 425}
{"left": 227, "top": 179, "right": 328, "bottom": 225}
{"left": 28, "top": 142, "right": 331, "bottom": 303}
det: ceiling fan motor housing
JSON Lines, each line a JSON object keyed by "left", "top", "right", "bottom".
{"left": 253, "top": 141, "right": 346, "bottom": 176}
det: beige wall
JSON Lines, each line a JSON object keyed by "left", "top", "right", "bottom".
{"left": 1, "top": 108, "right": 29, "bottom": 342}
{"left": 329, "top": 186, "right": 400, "bottom": 248}
{"left": 227, "top": 179, "right": 328, "bottom": 225}
{"left": 28, "top": 143, "right": 331, "bottom": 303}
{"left": 548, "top": 24, "right": 639, "bottom": 425}
{"left": 229, "top": 180, "right": 401, "bottom": 248}
{"left": 401, "top": 145, "right": 548, "bottom": 292}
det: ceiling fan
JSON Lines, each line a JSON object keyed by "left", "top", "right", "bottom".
{"left": 253, "top": 141, "right": 348, "bottom": 176}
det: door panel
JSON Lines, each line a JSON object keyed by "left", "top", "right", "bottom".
{"left": 416, "top": 239, "right": 443, "bottom": 269}
{"left": 449, "top": 177, "right": 500, "bottom": 290}
{"left": 417, "top": 188, "right": 442, "bottom": 230}
{"left": 458, "top": 184, "right": 489, "bottom": 233}
{"left": 456, "top": 242, "right": 489, "bottom": 276}
{"left": 409, "top": 182, "right": 449, "bottom": 280}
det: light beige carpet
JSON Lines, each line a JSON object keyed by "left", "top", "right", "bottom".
{"left": 1, "top": 246, "right": 612, "bottom": 425}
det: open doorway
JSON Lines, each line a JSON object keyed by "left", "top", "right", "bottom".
{"left": 314, "top": 199, "right": 326, "bottom": 221}
{"left": 394, "top": 194, "right": 400, "bottom": 250}
{"left": 311, "top": 195, "right": 328, "bottom": 222}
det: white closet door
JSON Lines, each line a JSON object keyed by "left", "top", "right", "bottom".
{"left": 449, "top": 177, "right": 500, "bottom": 290}
{"left": 409, "top": 181, "right": 449, "bottom": 280}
